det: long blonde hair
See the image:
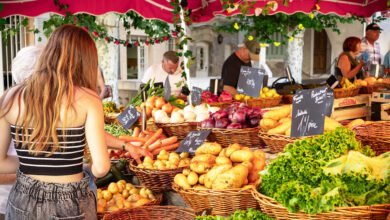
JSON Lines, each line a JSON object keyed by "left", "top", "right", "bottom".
{"left": 0, "top": 25, "right": 98, "bottom": 154}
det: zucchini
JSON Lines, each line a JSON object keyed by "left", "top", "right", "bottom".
{"left": 95, "top": 172, "right": 114, "bottom": 188}
{"left": 115, "top": 159, "right": 128, "bottom": 171}
{"left": 111, "top": 165, "right": 127, "bottom": 181}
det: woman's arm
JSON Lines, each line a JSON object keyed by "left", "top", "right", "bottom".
{"left": 85, "top": 97, "right": 110, "bottom": 178}
{"left": 0, "top": 117, "right": 19, "bottom": 174}
{"left": 0, "top": 174, "right": 16, "bottom": 184}
{"left": 338, "top": 54, "right": 364, "bottom": 79}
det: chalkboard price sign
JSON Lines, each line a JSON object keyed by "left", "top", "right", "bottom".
{"left": 236, "top": 66, "right": 265, "bottom": 97}
{"left": 324, "top": 89, "right": 334, "bottom": 117}
{"left": 191, "top": 87, "right": 203, "bottom": 105}
{"left": 176, "top": 130, "right": 211, "bottom": 153}
{"left": 290, "top": 86, "right": 327, "bottom": 137}
{"left": 117, "top": 105, "right": 141, "bottom": 129}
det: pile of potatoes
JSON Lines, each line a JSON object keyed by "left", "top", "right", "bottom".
{"left": 97, "top": 180, "right": 156, "bottom": 213}
{"left": 260, "top": 105, "right": 342, "bottom": 135}
{"left": 137, "top": 150, "right": 191, "bottom": 170}
{"left": 174, "top": 142, "right": 266, "bottom": 190}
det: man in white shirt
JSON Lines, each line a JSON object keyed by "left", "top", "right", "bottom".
{"left": 142, "top": 51, "right": 186, "bottom": 97}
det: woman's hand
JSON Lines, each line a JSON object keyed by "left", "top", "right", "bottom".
{"left": 125, "top": 143, "right": 153, "bottom": 164}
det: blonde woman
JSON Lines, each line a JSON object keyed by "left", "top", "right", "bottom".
{"left": 0, "top": 25, "right": 110, "bottom": 219}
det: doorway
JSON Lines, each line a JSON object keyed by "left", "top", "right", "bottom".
{"left": 313, "top": 30, "right": 330, "bottom": 74}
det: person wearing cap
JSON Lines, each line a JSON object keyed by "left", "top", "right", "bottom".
{"left": 360, "top": 23, "right": 382, "bottom": 72}
{"left": 221, "top": 40, "right": 260, "bottom": 95}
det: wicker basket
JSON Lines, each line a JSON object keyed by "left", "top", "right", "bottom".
{"left": 128, "top": 160, "right": 187, "bottom": 193}
{"left": 258, "top": 131, "right": 300, "bottom": 153}
{"left": 172, "top": 184, "right": 258, "bottom": 216}
{"left": 155, "top": 122, "right": 198, "bottom": 140}
{"left": 102, "top": 205, "right": 195, "bottom": 220}
{"left": 133, "top": 119, "right": 158, "bottom": 131}
{"left": 198, "top": 127, "right": 264, "bottom": 148}
{"left": 252, "top": 190, "right": 390, "bottom": 220}
{"left": 352, "top": 121, "right": 390, "bottom": 155}
{"left": 282, "top": 95, "right": 294, "bottom": 104}
{"left": 97, "top": 186, "right": 163, "bottom": 219}
{"left": 245, "top": 96, "right": 282, "bottom": 109}
{"left": 333, "top": 86, "right": 360, "bottom": 99}
{"left": 207, "top": 101, "right": 233, "bottom": 109}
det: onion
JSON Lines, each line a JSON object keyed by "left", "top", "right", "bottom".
{"left": 146, "top": 106, "right": 152, "bottom": 118}
{"left": 155, "top": 97, "right": 166, "bottom": 109}
{"left": 162, "top": 103, "right": 173, "bottom": 114}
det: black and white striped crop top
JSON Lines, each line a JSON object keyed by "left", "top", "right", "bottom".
{"left": 10, "top": 125, "right": 86, "bottom": 176}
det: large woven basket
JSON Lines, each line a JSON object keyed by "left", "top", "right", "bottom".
{"left": 258, "top": 131, "right": 300, "bottom": 153}
{"left": 352, "top": 121, "right": 390, "bottom": 155}
{"left": 198, "top": 127, "right": 264, "bottom": 148}
{"left": 173, "top": 184, "right": 258, "bottom": 216}
{"left": 128, "top": 160, "right": 187, "bottom": 193}
{"left": 207, "top": 101, "right": 233, "bottom": 109}
{"left": 245, "top": 96, "right": 282, "bottom": 108}
{"left": 97, "top": 186, "right": 163, "bottom": 219}
{"left": 252, "top": 190, "right": 390, "bottom": 220}
{"left": 155, "top": 122, "right": 198, "bottom": 140}
{"left": 102, "top": 205, "right": 195, "bottom": 220}
{"left": 133, "top": 119, "right": 158, "bottom": 131}
{"left": 333, "top": 86, "right": 360, "bottom": 99}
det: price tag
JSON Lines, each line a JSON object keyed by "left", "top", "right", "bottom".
{"left": 209, "top": 79, "right": 224, "bottom": 95}
{"left": 290, "top": 86, "right": 327, "bottom": 137}
{"left": 117, "top": 105, "right": 140, "bottom": 129}
{"left": 176, "top": 130, "right": 211, "bottom": 153}
{"left": 324, "top": 89, "right": 334, "bottom": 117}
{"left": 191, "top": 87, "right": 202, "bottom": 105}
{"left": 236, "top": 66, "right": 265, "bottom": 97}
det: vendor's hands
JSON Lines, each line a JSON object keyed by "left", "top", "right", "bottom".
{"left": 125, "top": 143, "right": 153, "bottom": 164}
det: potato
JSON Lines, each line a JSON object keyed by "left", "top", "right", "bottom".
{"left": 260, "top": 118, "right": 277, "bottom": 131}
{"left": 191, "top": 154, "right": 216, "bottom": 164}
{"left": 211, "top": 165, "right": 249, "bottom": 190}
{"left": 324, "top": 117, "right": 342, "bottom": 132}
{"left": 204, "top": 164, "right": 232, "bottom": 189}
{"left": 267, "top": 120, "right": 291, "bottom": 135}
{"left": 216, "top": 156, "right": 232, "bottom": 165}
{"left": 241, "top": 161, "right": 253, "bottom": 171}
{"left": 174, "top": 174, "right": 191, "bottom": 189}
{"left": 187, "top": 172, "right": 199, "bottom": 185}
{"left": 230, "top": 150, "right": 253, "bottom": 162}
{"left": 182, "top": 168, "right": 191, "bottom": 176}
{"left": 168, "top": 152, "right": 180, "bottom": 162}
{"left": 225, "top": 143, "right": 242, "bottom": 157}
{"left": 180, "top": 152, "right": 190, "bottom": 159}
{"left": 219, "top": 148, "right": 227, "bottom": 157}
{"left": 190, "top": 162, "right": 213, "bottom": 174}
{"left": 198, "top": 174, "right": 206, "bottom": 185}
{"left": 263, "top": 105, "right": 292, "bottom": 121}
{"left": 195, "top": 142, "right": 222, "bottom": 156}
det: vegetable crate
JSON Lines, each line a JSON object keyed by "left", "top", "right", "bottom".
{"left": 331, "top": 94, "right": 370, "bottom": 121}
{"left": 128, "top": 160, "right": 187, "bottom": 193}
{"left": 252, "top": 191, "right": 390, "bottom": 220}
{"left": 198, "top": 127, "right": 265, "bottom": 148}
{"left": 353, "top": 121, "right": 390, "bottom": 155}
{"left": 102, "top": 206, "right": 195, "bottom": 220}
{"left": 173, "top": 184, "right": 258, "bottom": 216}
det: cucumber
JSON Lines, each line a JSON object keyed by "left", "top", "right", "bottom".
{"left": 95, "top": 172, "right": 114, "bottom": 188}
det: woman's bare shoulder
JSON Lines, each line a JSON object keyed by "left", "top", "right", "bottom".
{"left": 74, "top": 87, "right": 102, "bottom": 107}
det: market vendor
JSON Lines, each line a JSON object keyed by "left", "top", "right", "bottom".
{"left": 142, "top": 51, "right": 187, "bottom": 97}
{"left": 221, "top": 40, "right": 261, "bottom": 95}
{"left": 335, "top": 36, "right": 365, "bottom": 81}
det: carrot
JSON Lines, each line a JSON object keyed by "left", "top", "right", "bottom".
{"left": 132, "top": 127, "right": 140, "bottom": 137}
{"left": 152, "top": 142, "right": 180, "bottom": 155}
{"left": 160, "top": 136, "right": 178, "bottom": 147}
{"left": 143, "top": 128, "right": 163, "bottom": 148}
{"left": 118, "top": 136, "right": 147, "bottom": 143}
{"left": 139, "top": 132, "right": 146, "bottom": 138}
{"left": 148, "top": 140, "right": 162, "bottom": 151}
{"left": 142, "top": 130, "right": 153, "bottom": 136}
{"left": 130, "top": 142, "right": 142, "bottom": 147}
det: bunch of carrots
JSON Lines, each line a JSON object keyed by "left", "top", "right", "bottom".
{"left": 118, "top": 127, "right": 180, "bottom": 156}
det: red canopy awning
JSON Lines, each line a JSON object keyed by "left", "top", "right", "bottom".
{"left": 0, "top": 0, "right": 388, "bottom": 23}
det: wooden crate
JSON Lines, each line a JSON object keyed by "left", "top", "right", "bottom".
{"left": 331, "top": 94, "right": 370, "bottom": 121}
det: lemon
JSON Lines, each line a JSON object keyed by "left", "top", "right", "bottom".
{"left": 262, "top": 87, "right": 269, "bottom": 93}
{"left": 266, "top": 92, "right": 273, "bottom": 98}
{"left": 234, "top": 94, "right": 242, "bottom": 101}
{"left": 244, "top": 96, "right": 251, "bottom": 101}
{"left": 260, "top": 94, "right": 266, "bottom": 98}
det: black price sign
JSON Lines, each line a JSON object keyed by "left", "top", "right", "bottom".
{"left": 191, "top": 87, "right": 202, "bottom": 105}
{"left": 290, "top": 86, "right": 327, "bottom": 138}
{"left": 164, "top": 76, "right": 171, "bottom": 101}
{"left": 176, "top": 130, "right": 211, "bottom": 153}
{"left": 236, "top": 66, "right": 265, "bottom": 97}
{"left": 324, "top": 89, "right": 334, "bottom": 117}
{"left": 117, "top": 105, "right": 140, "bottom": 129}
